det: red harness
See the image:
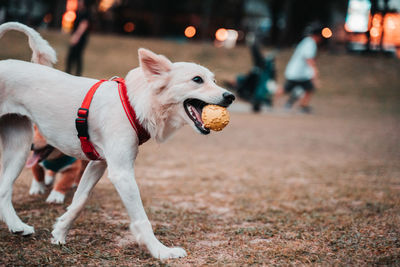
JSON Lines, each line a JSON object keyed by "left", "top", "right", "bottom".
{"left": 75, "top": 77, "right": 150, "bottom": 160}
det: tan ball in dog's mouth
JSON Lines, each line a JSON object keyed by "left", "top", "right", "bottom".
{"left": 201, "top": 105, "right": 230, "bottom": 131}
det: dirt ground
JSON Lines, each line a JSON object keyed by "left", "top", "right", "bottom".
{"left": 0, "top": 30, "right": 399, "bottom": 266}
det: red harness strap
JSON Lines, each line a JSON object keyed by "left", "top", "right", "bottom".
{"left": 113, "top": 77, "right": 150, "bottom": 145}
{"left": 75, "top": 78, "right": 150, "bottom": 160}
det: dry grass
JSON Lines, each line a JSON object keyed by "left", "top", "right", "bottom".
{"left": 0, "top": 30, "right": 400, "bottom": 265}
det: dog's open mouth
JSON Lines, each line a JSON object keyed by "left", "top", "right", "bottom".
{"left": 26, "top": 144, "right": 55, "bottom": 168}
{"left": 184, "top": 99, "right": 210, "bottom": 135}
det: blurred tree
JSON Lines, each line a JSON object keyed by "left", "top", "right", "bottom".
{"left": 200, "top": 0, "right": 213, "bottom": 40}
{"left": 268, "top": 0, "right": 285, "bottom": 46}
{"left": 265, "top": 0, "right": 348, "bottom": 46}
{"left": 102, "top": 0, "right": 244, "bottom": 39}
{"left": 44, "top": 0, "right": 65, "bottom": 28}
{"left": 1, "top": 0, "right": 351, "bottom": 44}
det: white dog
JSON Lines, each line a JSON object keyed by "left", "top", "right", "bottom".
{"left": 0, "top": 22, "right": 234, "bottom": 260}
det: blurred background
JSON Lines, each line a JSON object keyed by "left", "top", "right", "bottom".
{"left": 0, "top": 0, "right": 399, "bottom": 55}
{"left": 0, "top": 0, "right": 400, "bottom": 265}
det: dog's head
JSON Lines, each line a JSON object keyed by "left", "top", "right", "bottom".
{"left": 131, "top": 48, "right": 235, "bottom": 139}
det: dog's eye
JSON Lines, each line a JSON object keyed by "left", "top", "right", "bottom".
{"left": 192, "top": 76, "right": 204, "bottom": 84}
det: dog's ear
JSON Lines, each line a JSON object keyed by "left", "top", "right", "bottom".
{"left": 138, "top": 48, "right": 172, "bottom": 80}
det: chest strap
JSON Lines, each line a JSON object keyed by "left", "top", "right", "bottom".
{"left": 75, "top": 78, "right": 151, "bottom": 160}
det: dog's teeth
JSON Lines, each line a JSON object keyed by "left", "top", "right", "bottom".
{"left": 190, "top": 107, "right": 196, "bottom": 119}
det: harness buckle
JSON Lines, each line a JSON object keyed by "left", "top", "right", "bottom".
{"left": 77, "top": 108, "right": 89, "bottom": 118}
{"left": 75, "top": 118, "right": 89, "bottom": 138}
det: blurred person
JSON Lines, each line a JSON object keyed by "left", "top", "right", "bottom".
{"left": 226, "top": 38, "right": 277, "bottom": 112}
{"left": 276, "top": 24, "right": 323, "bottom": 113}
{"left": 65, "top": 0, "right": 91, "bottom": 76}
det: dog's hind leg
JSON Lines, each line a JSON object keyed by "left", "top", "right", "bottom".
{"left": 51, "top": 160, "right": 106, "bottom": 244}
{"left": 0, "top": 114, "right": 35, "bottom": 235}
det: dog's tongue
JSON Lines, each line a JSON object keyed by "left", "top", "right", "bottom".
{"left": 26, "top": 153, "right": 40, "bottom": 168}
{"left": 190, "top": 106, "right": 203, "bottom": 123}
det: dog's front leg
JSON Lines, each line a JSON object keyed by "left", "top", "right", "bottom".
{"left": 51, "top": 160, "right": 107, "bottom": 244}
{"left": 107, "top": 161, "right": 187, "bottom": 260}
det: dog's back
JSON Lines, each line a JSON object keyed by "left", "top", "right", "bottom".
{"left": 0, "top": 59, "right": 94, "bottom": 127}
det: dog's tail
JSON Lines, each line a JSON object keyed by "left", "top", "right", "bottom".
{"left": 0, "top": 22, "right": 57, "bottom": 66}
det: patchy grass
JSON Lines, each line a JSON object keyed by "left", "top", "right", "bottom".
{"left": 0, "top": 29, "right": 400, "bottom": 265}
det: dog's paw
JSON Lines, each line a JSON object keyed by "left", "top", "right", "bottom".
{"left": 44, "top": 174, "right": 54, "bottom": 186}
{"left": 9, "top": 222, "right": 35, "bottom": 236}
{"left": 29, "top": 179, "right": 46, "bottom": 195}
{"left": 153, "top": 246, "right": 187, "bottom": 260}
{"left": 46, "top": 190, "right": 65, "bottom": 204}
{"left": 51, "top": 229, "right": 66, "bottom": 245}
{"left": 51, "top": 236, "right": 66, "bottom": 245}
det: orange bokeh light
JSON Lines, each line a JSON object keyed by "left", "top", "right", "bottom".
{"left": 63, "top": 11, "right": 76, "bottom": 23}
{"left": 66, "top": 0, "right": 78, "bottom": 12}
{"left": 347, "top": 12, "right": 400, "bottom": 52}
{"left": 215, "top": 28, "right": 228, "bottom": 41}
{"left": 370, "top": 27, "right": 380, "bottom": 38}
{"left": 184, "top": 26, "right": 196, "bottom": 38}
{"left": 383, "top": 13, "right": 400, "bottom": 46}
{"left": 124, "top": 22, "right": 135, "bottom": 33}
{"left": 322, "top": 27, "right": 333, "bottom": 38}
{"left": 372, "top": 13, "right": 382, "bottom": 27}
{"left": 43, "top": 13, "right": 52, "bottom": 24}
{"left": 62, "top": 11, "right": 76, "bottom": 32}
{"left": 99, "top": 0, "right": 116, "bottom": 12}
{"left": 62, "top": 0, "right": 78, "bottom": 32}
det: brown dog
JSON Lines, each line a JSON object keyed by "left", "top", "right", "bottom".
{"left": 26, "top": 125, "right": 87, "bottom": 203}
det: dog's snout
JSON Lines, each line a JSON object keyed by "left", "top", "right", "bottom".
{"left": 222, "top": 92, "right": 235, "bottom": 105}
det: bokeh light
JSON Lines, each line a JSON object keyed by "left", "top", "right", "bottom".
{"left": 370, "top": 27, "right": 380, "bottom": 38}
{"left": 184, "top": 26, "right": 196, "bottom": 38}
{"left": 99, "top": 0, "right": 116, "bottom": 12}
{"left": 66, "top": 0, "right": 78, "bottom": 12}
{"left": 62, "top": 10, "right": 76, "bottom": 32}
{"left": 124, "top": 22, "right": 135, "bottom": 33}
{"left": 372, "top": 14, "right": 382, "bottom": 27}
{"left": 63, "top": 11, "right": 76, "bottom": 23}
{"left": 62, "top": 0, "right": 77, "bottom": 32}
{"left": 43, "top": 13, "right": 52, "bottom": 24}
{"left": 215, "top": 28, "right": 228, "bottom": 41}
{"left": 322, "top": 27, "right": 332, "bottom": 38}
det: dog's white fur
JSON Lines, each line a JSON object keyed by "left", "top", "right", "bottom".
{"left": 46, "top": 190, "right": 66, "bottom": 204}
{"left": 29, "top": 178, "right": 46, "bottom": 195}
{"left": 0, "top": 22, "right": 233, "bottom": 259}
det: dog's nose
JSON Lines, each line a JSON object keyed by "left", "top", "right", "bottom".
{"left": 222, "top": 92, "right": 235, "bottom": 104}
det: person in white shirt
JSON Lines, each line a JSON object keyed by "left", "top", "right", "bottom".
{"left": 278, "top": 26, "right": 323, "bottom": 113}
